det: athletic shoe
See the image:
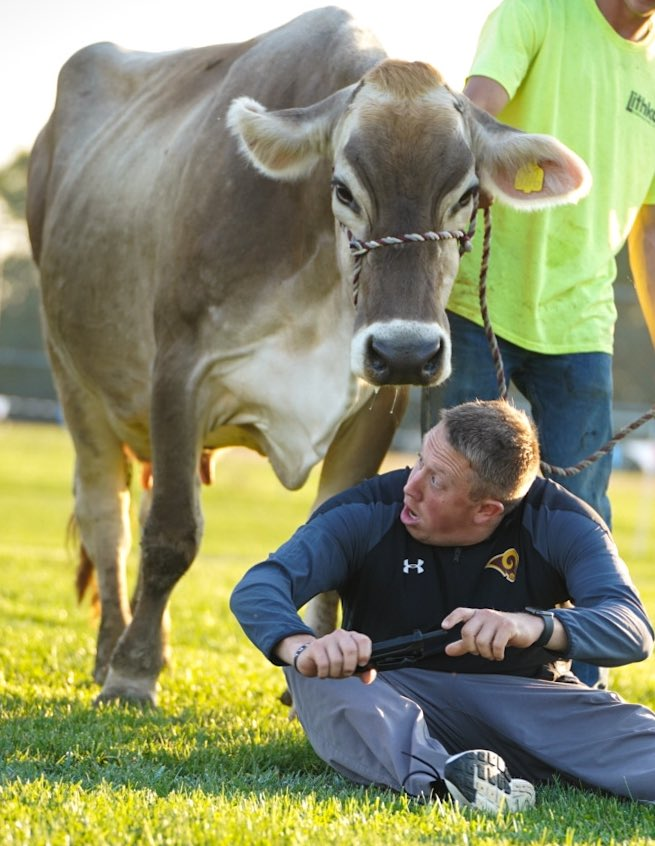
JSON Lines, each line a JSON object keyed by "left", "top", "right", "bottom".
{"left": 442, "top": 749, "right": 535, "bottom": 813}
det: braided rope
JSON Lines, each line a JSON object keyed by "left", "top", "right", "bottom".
{"left": 349, "top": 228, "right": 472, "bottom": 257}
{"left": 347, "top": 205, "right": 477, "bottom": 307}
{"left": 476, "top": 208, "right": 507, "bottom": 400}
{"left": 539, "top": 408, "right": 655, "bottom": 477}
{"left": 476, "top": 209, "right": 655, "bottom": 477}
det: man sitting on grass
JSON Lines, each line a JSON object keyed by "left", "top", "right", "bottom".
{"left": 231, "top": 400, "right": 655, "bottom": 811}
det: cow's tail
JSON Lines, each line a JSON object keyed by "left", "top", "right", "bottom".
{"left": 76, "top": 544, "right": 100, "bottom": 615}
{"left": 67, "top": 515, "right": 100, "bottom": 615}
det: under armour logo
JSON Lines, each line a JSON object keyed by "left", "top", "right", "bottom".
{"left": 403, "top": 558, "right": 425, "bottom": 574}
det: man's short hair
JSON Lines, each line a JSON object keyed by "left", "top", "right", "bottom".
{"left": 440, "top": 400, "right": 540, "bottom": 509}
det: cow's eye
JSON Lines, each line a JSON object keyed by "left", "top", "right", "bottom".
{"left": 455, "top": 186, "right": 478, "bottom": 210}
{"left": 332, "top": 179, "right": 355, "bottom": 208}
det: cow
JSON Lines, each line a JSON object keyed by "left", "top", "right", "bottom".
{"left": 26, "top": 6, "right": 590, "bottom": 705}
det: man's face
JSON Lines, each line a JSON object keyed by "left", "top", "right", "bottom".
{"left": 401, "top": 422, "right": 481, "bottom": 546}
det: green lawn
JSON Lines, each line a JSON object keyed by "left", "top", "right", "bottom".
{"left": 1, "top": 422, "right": 654, "bottom": 845}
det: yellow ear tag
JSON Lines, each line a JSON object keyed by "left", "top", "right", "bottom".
{"left": 514, "top": 162, "right": 544, "bottom": 193}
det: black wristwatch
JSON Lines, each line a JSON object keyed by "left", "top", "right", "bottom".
{"left": 525, "top": 607, "right": 555, "bottom": 648}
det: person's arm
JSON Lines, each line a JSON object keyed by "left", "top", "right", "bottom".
{"left": 441, "top": 501, "right": 654, "bottom": 666}
{"left": 229, "top": 520, "right": 354, "bottom": 665}
{"left": 230, "top": 480, "right": 403, "bottom": 665}
{"left": 627, "top": 203, "right": 655, "bottom": 347}
{"left": 441, "top": 606, "right": 567, "bottom": 661}
{"left": 463, "top": 75, "right": 510, "bottom": 117}
{"left": 530, "top": 509, "right": 654, "bottom": 666}
{"left": 463, "top": 0, "right": 543, "bottom": 114}
{"left": 274, "top": 629, "right": 375, "bottom": 683}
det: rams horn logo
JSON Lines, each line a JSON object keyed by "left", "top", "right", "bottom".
{"left": 484, "top": 548, "right": 519, "bottom": 583}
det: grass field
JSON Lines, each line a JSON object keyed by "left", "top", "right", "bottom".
{"left": 1, "top": 421, "right": 654, "bottom": 845}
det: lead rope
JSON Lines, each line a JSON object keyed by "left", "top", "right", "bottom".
{"left": 477, "top": 206, "right": 655, "bottom": 477}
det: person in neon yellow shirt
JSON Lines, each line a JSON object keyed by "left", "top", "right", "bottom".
{"left": 441, "top": 0, "right": 655, "bottom": 688}
{"left": 443, "top": 0, "right": 655, "bottom": 528}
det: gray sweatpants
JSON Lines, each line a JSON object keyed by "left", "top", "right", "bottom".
{"left": 283, "top": 667, "right": 655, "bottom": 803}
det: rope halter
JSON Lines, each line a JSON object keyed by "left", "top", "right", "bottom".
{"left": 349, "top": 227, "right": 474, "bottom": 258}
{"left": 346, "top": 203, "right": 478, "bottom": 306}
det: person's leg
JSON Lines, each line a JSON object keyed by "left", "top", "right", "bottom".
{"left": 515, "top": 351, "right": 614, "bottom": 526}
{"left": 284, "top": 667, "right": 451, "bottom": 796}
{"left": 399, "top": 671, "right": 655, "bottom": 803}
{"left": 284, "top": 667, "right": 534, "bottom": 810}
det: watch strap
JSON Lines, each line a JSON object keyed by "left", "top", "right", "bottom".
{"left": 525, "top": 606, "right": 555, "bottom": 649}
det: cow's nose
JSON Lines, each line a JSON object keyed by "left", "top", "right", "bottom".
{"left": 366, "top": 336, "right": 443, "bottom": 385}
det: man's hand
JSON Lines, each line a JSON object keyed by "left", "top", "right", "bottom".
{"left": 441, "top": 607, "right": 567, "bottom": 660}
{"left": 276, "top": 629, "right": 377, "bottom": 684}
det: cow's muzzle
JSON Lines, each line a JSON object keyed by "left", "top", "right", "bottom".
{"left": 352, "top": 320, "right": 452, "bottom": 387}
{"left": 365, "top": 333, "right": 446, "bottom": 386}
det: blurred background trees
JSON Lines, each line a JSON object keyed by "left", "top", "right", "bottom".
{"left": 0, "top": 152, "right": 57, "bottom": 414}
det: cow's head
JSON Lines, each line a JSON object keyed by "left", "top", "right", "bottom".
{"left": 227, "top": 60, "right": 590, "bottom": 387}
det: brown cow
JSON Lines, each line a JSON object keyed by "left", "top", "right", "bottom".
{"left": 26, "top": 7, "right": 590, "bottom": 704}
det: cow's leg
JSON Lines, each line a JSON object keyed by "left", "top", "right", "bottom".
{"left": 97, "top": 360, "right": 203, "bottom": 705}
{"left": 133, "top": 479, "right": 172, "bottom": 667}
{"left": 75, "top": 448, "right": 134, "bottom": 685}
{"left": 303, "top": 386, "right": 410, "bottom": 637}
{"left": 50, "top": 355, "right": 134, "bottom": 684}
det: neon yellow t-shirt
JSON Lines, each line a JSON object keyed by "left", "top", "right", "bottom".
{"left": 448, "top": 0, "right": 655, "bottom": 354}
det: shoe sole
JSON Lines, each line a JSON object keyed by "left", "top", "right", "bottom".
{"left": 443, "top": 750, "right": 535, "bottom": 813}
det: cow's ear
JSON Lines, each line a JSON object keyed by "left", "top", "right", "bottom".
{"left": 227, "top": 88, "right": 353, "bottom": 181}
{"left": 467, "top": 102, "right": 592, "bottom": 210}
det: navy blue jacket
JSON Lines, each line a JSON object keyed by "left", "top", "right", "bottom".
{"left": 230, "top": 470, "right": 653, "bottom": 677}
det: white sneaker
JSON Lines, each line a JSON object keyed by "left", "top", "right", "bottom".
{"left": 443, "top": 749, "right": 535, "bottom": 813}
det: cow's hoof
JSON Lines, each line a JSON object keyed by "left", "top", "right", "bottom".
{"left": 93, "top": 668, "right": 158, "bottom": 708}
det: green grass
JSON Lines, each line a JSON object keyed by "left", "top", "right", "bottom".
{"left": 1, "top": 422, "right": 654, "bottom": 845}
